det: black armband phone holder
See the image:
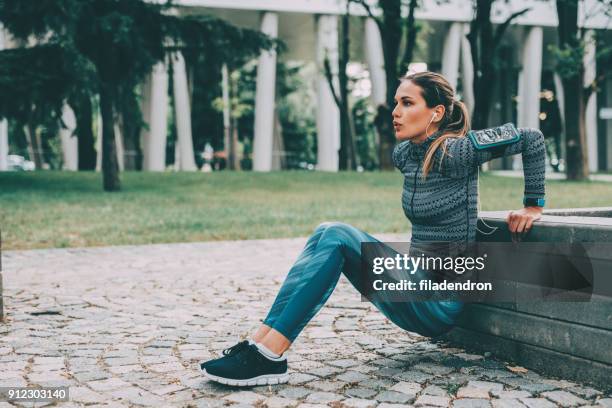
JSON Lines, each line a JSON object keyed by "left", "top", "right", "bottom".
{"left": 468, "top": 123, "right": 520, "bottom": 158}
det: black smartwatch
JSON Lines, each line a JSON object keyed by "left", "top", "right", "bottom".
{"left": 523, "top": 197, "right": 545, "bottom": 207}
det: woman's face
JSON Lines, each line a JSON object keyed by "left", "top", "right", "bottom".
{"left": 392, "top": 80, "right": 442, "bottom": 143}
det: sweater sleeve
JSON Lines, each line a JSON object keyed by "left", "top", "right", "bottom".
{"left": 439, "top": 126, "right": 546, "bottom": 199}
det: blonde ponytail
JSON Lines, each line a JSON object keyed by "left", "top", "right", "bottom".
{"left": 422, "top": 99, "right": 470, "bottom": 178}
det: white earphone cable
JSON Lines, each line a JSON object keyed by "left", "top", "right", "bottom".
{"left": 424, "top": 113, "right": 436, "bottom": 138}
{"left": 475, "top": 166, "right": 499, "bottom": 236}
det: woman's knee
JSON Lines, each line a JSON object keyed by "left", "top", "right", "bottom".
{"left": 314, "top": 221, "right": 348, "bottom": 234}
{"left": 319, "top": 222, "right": 365, "bottom": 252}
{"left": 316, "top": 221, "right": 357, "bottom": 239}
{"left": 314, "top": 222, "right": 356, "bottom": 242}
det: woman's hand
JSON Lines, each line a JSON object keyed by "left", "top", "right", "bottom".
{"left": 506, "top": 207, "right": 543, "bottom": 241}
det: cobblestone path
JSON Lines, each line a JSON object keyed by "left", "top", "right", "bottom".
{"left": 1, "top": 236, "right": 610, "bottom": 407}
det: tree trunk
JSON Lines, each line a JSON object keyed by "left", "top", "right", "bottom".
{"left": 374, "top": 105, "right": 394, "bottom": 169}
{"left": 399, "top": 0, "right": 419, "bottom": 74}
{"left": 472, "top": 66, "right": 496, "bottom": 129}
{"left": 69, "top": 91, "right": 97, "bottom": 170}
{"left": 378, "top": 0, "right": 403, "bottom": 170}
{"left": 469, "top": 0, "right": 496, "bottom": 129}
{"left": 229, "top": 115, "right": 238, "bottom": 170}
{"left": 556, "top": 0, "right": 588, "bottom": 180}
{"left": 355, "top": 0, "right": 419, "bottom": 169}
{"left": 562, "top": 75, "right": 589, "bottom": 180}
{"left": 99, "top": 83, "right": 121, "bottom": 191}
{"left": 337, "top": 9, "right": 357, "bottom": 170}
{"left": 23, "top": 122, "right": 43, "bottom": 169}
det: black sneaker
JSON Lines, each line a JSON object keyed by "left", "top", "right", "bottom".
{"left": 199, "top": 342, "right": 288, "bottom": 387}
{"left": 200, "top": 340, "right": 251, "bottom": 371}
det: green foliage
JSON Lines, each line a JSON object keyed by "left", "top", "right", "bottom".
{"left": 0, "top": 0, "right": 276, "bottom": 180}
{"left": 277, "top": 62, "right": 317, "bottom": 169}
{"left": 0, "top": 0, "right": 78, "bottom": 40}
{"left": 352, "top": 97, "right": 379, "bottom": 170}
{"left": 549, "top": 42, "right": 585, "bottom": 79}
{"left": 171, "top": 14, "right": 281, "bottom": 70}
{"left": 117, "top": 83, "right": 146, "bottom": 169}
{"left": 187, "top": 54, "right": 224, "bottom": 155}
{"left": 207, "top": 60, "right": 318, "bottom": 170}
{"left": 222, "top": 60, "right": 257, "bottom": 154}
{"left": 0, "top": 45, "right": 84, "bottom": 123}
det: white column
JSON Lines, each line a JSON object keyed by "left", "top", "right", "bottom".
{"left": 553, "top": 72, "right": 566, "bottom": 163}
{"left": 221, "top": 64, "right": 231, "bottom": 159}
{"left": 253, "top": 12, "right": 278, "bottom": 172}
{"left": 442, "top": 22, "right": 463, "bottom": 91}
{"left": 364, "top": 17, "right": 386, "bottom": 107}
{"left": 316, "top": 14, "right": 340, "bottom": 172}
{"left": 460, "top": 23, "right": 475, "bottom": 114}
{"left": 96, "top": 113, "right": 102, "bottom": 171}
{"left": 172, "top": 51, "right": 197, "bottom": 171}
{"left": 114, "top": 123, "right": 125, "bottom": 172}
{"left": 0, "top": 25, "right": 8, "bottom": 171}
{"left": 60, "top": 104, "right": 78, "bottom": 170}
{"left": 517, "top": 26, "right": 543, "bottom": 130}
{"left": 0, "top": 119, "right": 7, "bottom": 171}
{"left": 0, "top": 118, "right": 7, "bottom": 171}
{"left": 516, "top": 26, "right": 543, "bottom": 170}
{"left": 553, "top": 73, "right": 565, "bottom": 125}
{"left": 584, "top": 29, "right": 598, "bottom": 172}
{"left": 142, "top": 63, "right": 169, "bottom": 171}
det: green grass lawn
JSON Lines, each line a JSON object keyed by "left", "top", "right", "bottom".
{"left": 1, "top": 171, "right": 611, "bottom": 250}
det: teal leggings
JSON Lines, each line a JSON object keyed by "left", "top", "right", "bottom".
{"left": 262, "top": 222, "right": 465, "bottom": 342}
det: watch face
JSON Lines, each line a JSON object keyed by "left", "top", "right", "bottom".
{"left": 471, "top": 123, "right": 518, "bottom": 146}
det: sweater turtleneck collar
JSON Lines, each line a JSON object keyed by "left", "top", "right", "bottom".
{"left": 407, "top": 129, "right": 444, "bottom": 159}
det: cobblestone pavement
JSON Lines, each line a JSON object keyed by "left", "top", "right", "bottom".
{"left": 1, "top": 235, "right": 611, "bottom": 408}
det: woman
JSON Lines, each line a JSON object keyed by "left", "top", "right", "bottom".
{"left": 199, "top": 71, "right": 546, "bottom": 387}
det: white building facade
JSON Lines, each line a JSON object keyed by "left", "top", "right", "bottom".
{"left": 1, "top": 0, "right": 611, "bottom": 172}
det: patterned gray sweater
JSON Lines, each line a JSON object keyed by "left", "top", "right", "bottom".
{"left": 392, "top": 125, "right": 546, "bottom": 243}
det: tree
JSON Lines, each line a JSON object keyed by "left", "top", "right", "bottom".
{"left": 68, "top": 87, "right": 98, "bottom": 170}
{"left": 0, "top": 0, "right": 275, "bottom": 190}
{"left": 184, "top": 25, "right": 286, "bottom": 171}
{"left": 0, "top": 45, "right": 83, "bottom": 169}
{"left": 210, "top": 59, "right": 316, "bottom": 171}
{"left": 553, "top": 0, "right": 612, "bottom": 180}
{"left": 467, "top": 0, "right": 531, "bottom": 130}
{"left": 323, "top": 1, "right": 358, "bottom": 170}
{"left": 353, "top": 0, "right": 420, "bottom": 170}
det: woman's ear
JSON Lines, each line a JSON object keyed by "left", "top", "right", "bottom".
{"left": 433, "top": 105, "right": 446, "bottom": 123}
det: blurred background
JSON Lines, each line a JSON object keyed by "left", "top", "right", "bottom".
{"left": 0, "top": 0, "right": 611, "bottom": 249}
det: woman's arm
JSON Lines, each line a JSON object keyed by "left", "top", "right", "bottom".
{"left": 440, "top": 125, "right": 546, "bottom": 234}
{"left": 441, "top": 125, "right": 546, "bottom": 197}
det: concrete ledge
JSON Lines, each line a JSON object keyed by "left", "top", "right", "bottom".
{"left": 447, "top": 326, "right": 612, "bottom": 393}
{"left": 444, "top": 208, "right": 612, "bottom": 392}
{"left": 543, "top": 207, "right": 612, "bottom": 217}
{"left": 454, "top": 303, "right": 611, "bottom": 364}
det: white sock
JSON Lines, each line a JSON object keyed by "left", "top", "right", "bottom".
{"left": 255, "top": 342, "right": 283, "bottom": 360}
